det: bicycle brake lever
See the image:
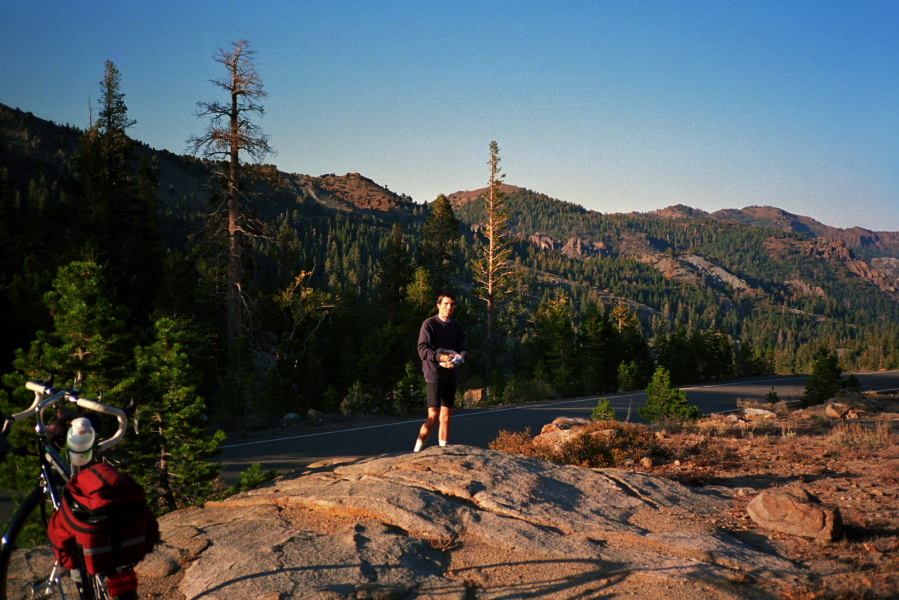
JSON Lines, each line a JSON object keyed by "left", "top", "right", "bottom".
{"left": 123, "top": 398, "right": 138, "bottom": 417}
{"left": 125, "top": 399, "right": 139, "bottom": 434}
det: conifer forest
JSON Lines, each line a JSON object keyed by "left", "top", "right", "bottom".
{"left": 3, "top": 50, "right": 899, "bottom": 510}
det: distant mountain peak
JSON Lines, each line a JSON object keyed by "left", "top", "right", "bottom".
{"left": 647, "top": 205, "right": 710, "bottom": 219}
{"left": 446, "top": 184, "right": 523, "bottom": 208}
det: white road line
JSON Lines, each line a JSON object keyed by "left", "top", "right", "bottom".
{"left": 219, "top": 394, "right": 645, "bottom": 449}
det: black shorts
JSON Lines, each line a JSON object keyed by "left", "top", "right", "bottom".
{"left": 426, "top": 382, "right": 456, "bottom": 409}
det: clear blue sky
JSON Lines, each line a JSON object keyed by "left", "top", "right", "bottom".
{"left": 3, "top": 0, "right": 897, "bottom": 231}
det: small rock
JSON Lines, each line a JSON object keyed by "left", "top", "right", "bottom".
{"left": 308, "top": 408, "right": 325, "bottom": 422}
{"left": 743, "top": 408, "right": 776, "bottom": 419}
{"left": 640, "top": 457, "right": 653, "bottom": 469}
{"left": 281, "top": 412, "right": 303, "bottom": 427}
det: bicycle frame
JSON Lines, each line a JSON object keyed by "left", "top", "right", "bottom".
{"left": 1, "top": 381, "right": 136, "bottom": 600}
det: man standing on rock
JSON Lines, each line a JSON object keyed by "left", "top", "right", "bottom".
{"left": 414, "top": 293, "right": 468, "bottom": 452}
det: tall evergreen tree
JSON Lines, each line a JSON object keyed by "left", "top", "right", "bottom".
{"left": 612, "top": 303, "right": 654, "bottom": 388}
{"left": 73, "top": 61, "right": 162, "bottom": 318}
{"left": 6, "top": 261, "right": 132, "bottom": 398}
{"left": 471, "top": 141, "right": 515, "bottom": 374}
{"left": 419, "top": 194, "right": 460, "bottom": 295}
{"left": 527, "top": 294, "right": 577, "bottom": 396}
{"left": 377, "top": 222, "right": 414, "bottom": 314}
{"left": 188, "top": 39, "right": 274, "bottom": 343}
{"left": 576, "top": 303, "right": 619, "bottom": 394}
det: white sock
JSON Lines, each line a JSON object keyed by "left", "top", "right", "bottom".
{"left": 414, "top": 439, "right": 423, "bottom": 452}
{"left": 439, "top": 440, "right": 447, "bottom": 447}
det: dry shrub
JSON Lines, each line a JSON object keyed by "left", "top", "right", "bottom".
{"left": 663, "top": 433, "right": 740, "bottom": 468}
{"left": 828, "top": 419, "right": 893, "bottom": 451}
{"left": 489, "top": 421, "right": 665, "bottom": 468}
{"left": 489, "top": 429, "right": 551, "bottom": 460}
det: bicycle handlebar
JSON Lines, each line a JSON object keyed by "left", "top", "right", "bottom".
{"left": 3, "top": 380, "right": 130, "bottom": 453}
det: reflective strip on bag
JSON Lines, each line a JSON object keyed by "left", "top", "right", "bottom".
{"left": 81, "top": 533, "right": 147, "bottom": 556}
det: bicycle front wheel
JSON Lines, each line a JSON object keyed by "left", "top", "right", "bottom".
{"left": 0, "top": 485, "right": 90, "bottom": 600}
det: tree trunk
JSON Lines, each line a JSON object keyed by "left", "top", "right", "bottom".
{"left": 226, "top": 67, "right": 242, "bottom": 343}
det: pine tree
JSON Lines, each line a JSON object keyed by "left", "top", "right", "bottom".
{"left": 471, "top": 141, "right": 516, "bottom": 374}
{"left": 377, "top": 222, "right": 413, "bottom": 314}
{"left": 1, "top": 261, "right": 133, "bottom": 494}
{"left": 638, "top": 366, "right": 701, "bottom": 423}
{"left": 576, "top": 303, "right": 618, "bottom": 393}
{"left": 527, "top": 294, "right": 577, "bottom": 396}
{"left": 126, "top": 316, "right": 225, "bottom": 512}
{"left": 419, "top": 194, "right": 460, "bottom": 295}
{"left": 7, "top": 261, "right": 132, "bottom": 398}
{"left": 73, "top": 61, "right": 162, "bottom": 317}
{"left": 801, "top": 347, "right": 842, "bottom": 407}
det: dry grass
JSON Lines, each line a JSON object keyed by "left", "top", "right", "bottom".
{"left": 827, "top": 419, "right": 893, "bottom": 451}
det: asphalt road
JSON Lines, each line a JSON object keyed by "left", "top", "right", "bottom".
{"left": 3, "top": 371, "right": 898, "bottom": 525}
{"left": 216, "top": 370, "right": 899, "bottom": 483}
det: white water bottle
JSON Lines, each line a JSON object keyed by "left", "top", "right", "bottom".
{"left": 67, "top": 417, "right": 95, "bottom": 467}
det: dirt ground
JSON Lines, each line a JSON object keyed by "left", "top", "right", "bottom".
{"left": 648, "top": 393, "right": 899, "bottom": 600}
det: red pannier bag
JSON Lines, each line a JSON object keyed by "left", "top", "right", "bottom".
{"left": 47, "top": 462, "right": 159, "bottom": 575}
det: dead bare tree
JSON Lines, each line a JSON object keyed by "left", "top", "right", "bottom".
{"left": 188, "top": 39, "right": 273, "bottom": 343}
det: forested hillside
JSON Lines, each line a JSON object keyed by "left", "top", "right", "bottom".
{"left": 4, "top": 99, "right": 899, "bottom": 429}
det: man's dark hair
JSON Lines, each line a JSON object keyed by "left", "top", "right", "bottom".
{"left": 436, "top": 292, "right": 456, "bottom": 304}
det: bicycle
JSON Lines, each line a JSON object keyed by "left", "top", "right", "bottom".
{"left": 0, "top": 378, "right": 143, "bottom": 600}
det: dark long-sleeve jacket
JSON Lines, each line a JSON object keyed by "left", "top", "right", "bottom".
{"left": 418, "top": 315, "right": 468, "bottom": 384}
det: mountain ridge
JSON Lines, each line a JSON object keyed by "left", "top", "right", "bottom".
{"left": 4, "top": 102, "right": 895, "bottom": 239}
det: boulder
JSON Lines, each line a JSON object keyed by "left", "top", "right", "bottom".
{"left": 539, "top": 416, "right": 591, "bottom": 434}
{"left": 462, "top": 388, "right": 489, "bottom": 406}
{"left": 825, "top": 403, "right": 850, "bottom": 419}
{"left": 308, "top": 408, "right": 326, "bottom": 421}
{"left": 130, "top": 446, "right": 806, "bottom": 599}
{"left": 747, "top": 488, "right": 842, "bottom": 541}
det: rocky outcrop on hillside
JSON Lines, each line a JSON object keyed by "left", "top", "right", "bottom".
{"left": 712, "top": 206, "right": 899, "bottom": 255}
{"left": 766, "top": 237, "right": 899, "bottom": 296}
{"left": 630, "top": 252, "right": 754, "bottom": 293}
{"left": 681, "top": 255, "right": 752, "bottom": 291}
{"left": 528, "top": 232, "right": 557, "bottom": 250}
{"left": 527, "top": 233, "right": 610, "bottom": 259}
{"left": 288, "top": 172, "right": 417, "bottom": 214}
{"left": 560, "top": 237, "right": 610, "bottom": 259}
{"left": 649, "top": 204, "right": 710, "bottom": 220}
{"left": 872, "top": 257, "right": 899, "bottom": 279}
{"left": 128, "top": 446, "right": 805, "bottom": 600}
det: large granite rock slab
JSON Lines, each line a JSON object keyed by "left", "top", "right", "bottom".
{"left": 136, "top": 445, "right": 807, "bottom": 599}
